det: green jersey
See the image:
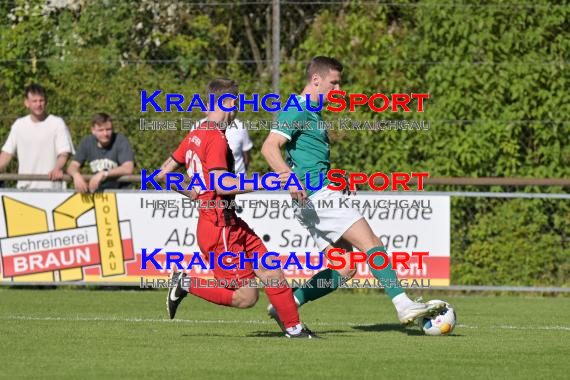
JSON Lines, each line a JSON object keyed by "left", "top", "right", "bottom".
{"left": 274, "top": 95, "right": 331, "bottom": 196}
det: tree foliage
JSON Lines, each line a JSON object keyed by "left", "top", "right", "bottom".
{"left": 0, "top": 0, "right": 568, "bottom": 286}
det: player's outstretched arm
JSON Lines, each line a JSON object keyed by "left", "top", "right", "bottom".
{"left": 261, "top": 133, "right": 307, "bottom": 201}
{"left": 156, "top": 157, "right": 197, "bottom": 199}
{"left": 156, "top": 157, "right": 180, "bottom": 183}
{"left": 261, "top": 133, "right": 291, "bottom": 173}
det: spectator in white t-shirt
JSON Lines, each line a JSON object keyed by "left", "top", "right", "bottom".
{"left": 0, "top": 84, "right": 74, "bottom": 189}
{"left": 197, "top": 117, "right": 253, "bottom": 174}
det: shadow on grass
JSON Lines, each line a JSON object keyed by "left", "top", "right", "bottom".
{"left": 245, "top": 329, "right": 351, "bottom": 338}
{"left": 245, "top": 331, "right": 285, "bottom": 338}
{"left": 351, "top": 323, "right": 425, "bottom": 336}
{"left": 181, "top": 333, "right": 228, "bottom": 337}
{"left": 352, "top": 323, "right": 465, "bottom": 337}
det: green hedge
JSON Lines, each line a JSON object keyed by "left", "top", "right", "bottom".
{"left": 0, "top": 0, "right": 568, "bottom": 286}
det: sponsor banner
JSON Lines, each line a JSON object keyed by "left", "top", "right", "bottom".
{"left": 1, "top": 222, "right": 133, "bottom": 277}
{"left": 0, "top": 191, "right": 450, "bottom": 286}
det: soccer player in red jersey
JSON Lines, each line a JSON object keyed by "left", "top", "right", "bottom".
{"left": 156, "top": 78, "right": 316, "bottom": 338}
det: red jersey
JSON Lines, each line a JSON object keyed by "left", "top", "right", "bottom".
{"left": 172, "top": 124, "right": 237, "bottom": 227}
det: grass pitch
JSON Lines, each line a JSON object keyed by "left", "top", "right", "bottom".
{"left": 1, "top": 288, "right": 568, "bottom": 380}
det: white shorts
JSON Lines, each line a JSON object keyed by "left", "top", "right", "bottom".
{"left": 294, "top": 187, "right": 364, "bottom": 251}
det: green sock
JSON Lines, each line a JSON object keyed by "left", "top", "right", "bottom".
{"left": 294, "top": 268, "right": 342, "bottom": 306}
{"left": 366, "top": 247, "right": 404, "bottom": 299}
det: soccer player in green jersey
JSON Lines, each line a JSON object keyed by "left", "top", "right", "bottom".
{"left": 261, "top": 56, "right": 445, "bottom": 330}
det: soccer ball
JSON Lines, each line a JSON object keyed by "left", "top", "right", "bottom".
{"left": 418, "top": 300, "right": 456, "bottom": 336}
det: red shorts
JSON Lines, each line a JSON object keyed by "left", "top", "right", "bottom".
{"left": 197, "top": 217, "right": 268, "bottom": 282}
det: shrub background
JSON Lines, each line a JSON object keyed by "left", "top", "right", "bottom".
{"left": 0, "top": 0, "right": 568, "bottom": 286}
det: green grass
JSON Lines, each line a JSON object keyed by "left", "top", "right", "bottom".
{"left": 1, "top": 289, "right": 569, "bottom": 380}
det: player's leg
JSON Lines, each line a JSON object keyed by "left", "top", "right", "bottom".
{"left": 182, "top": 274, "right": 259, "bottom": 308}
{"left": 167, "top": 272, "right": 258, "bottom": 318}
{"left": 167, "top": 270, "right": 189, "bottom": 319}
{"left": 341, "top": 218, "right": 403, "bottom": 296}
{"left": 254, "top": 264, "right": 317, "bottom": 338}
{"left": 240, "top": 219, "right": 317, "bottom": 338}
{"left": 230, "top": 286, "right": 259, "bottom": 308}
{"left": 277, "top": 190, "right": 360, "bottom": 309}
{"left": 167, "top": 221, "right": 248, "bottom": 319}
{"left": 291, "top": 238, "right": 355, "bottom": 307}
{"left": 266, "top": 239, "right": 353, "bottom": 327}
{"left": 167, "top": 272, "right": 236, "bottom": 319}
{"left": 340, "top": 217, "right": 445, "bottom": 324}
{"left": 276, "top": 187, "right": 444, "bottom": 324}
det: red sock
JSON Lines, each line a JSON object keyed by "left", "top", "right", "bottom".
{"left": 185, "top": 278, "right": 233, "bottom": 306}
{"left": 265, "top": 281, "right": 300, "bottom": 329}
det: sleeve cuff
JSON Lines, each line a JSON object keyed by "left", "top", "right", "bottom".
{"left": 171, "top": 155, "right": 184, "bottom": 165}
{"left": 270, "top": 130, "right": 292, "bottom": 141}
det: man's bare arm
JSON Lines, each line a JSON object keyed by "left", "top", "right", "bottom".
{"left": 48, "top": 152, "right": 70, "bottom": 180}
{"left": 261, "top": 133, "right": 307, "bottom": 200}
{"left": 0, "top": 151, "right": 13, "bottom": 172}
{"left": 261, "top": 133, "right": 292, "bottom": 173}
{"left": 108, "top": 161, "right": 134, "bottom": 177}
{"left": 66, "top": 160, "right": 89, "bottom": 193}
{"left": 155, "top": 157, "right": 196, "bottom": 199}
{"left": 54, "top": 152, "right": 69, "bottom": 170}
{"left": 243, "top": 149, "right": 251, "bottom": 172}
{"left": 66, "top": 160, "right": 81, "bottom": 177}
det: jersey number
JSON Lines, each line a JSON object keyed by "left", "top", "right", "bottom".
{"left": 185, "top": 151, "right": 205, "bottom": 194}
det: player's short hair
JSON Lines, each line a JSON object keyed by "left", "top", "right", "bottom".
{"left": 91, "top": 112, "right": 112, "bottom": 127}
{"left": 305, "top": 56, "right": 343, "bottom": 82}
{"left": 206, "top": 78, "right": 239, "bottom": 105}
{"left": 24, "top": 83, "right": 46, "bottom": 99}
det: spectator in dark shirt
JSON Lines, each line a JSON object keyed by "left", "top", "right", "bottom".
{"left": 67, "top": 113, "right": 134, "bottom": 193}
